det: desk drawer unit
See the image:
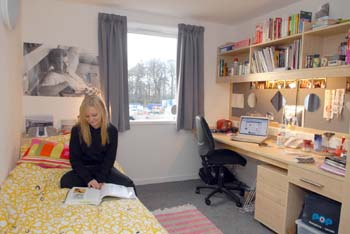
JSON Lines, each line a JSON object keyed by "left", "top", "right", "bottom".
{"left": 255, "top": 164, "right": 288, "bottom": 234}
{"left": 288, "top": 165, "right": 344, "bottom": 202}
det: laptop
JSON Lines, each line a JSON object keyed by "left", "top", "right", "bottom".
{"left": 231, "top": 116, "right": 269, "bottom": 144}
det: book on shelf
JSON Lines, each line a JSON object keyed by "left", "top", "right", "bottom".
{"left": 299, "top": 11, "right": 312, "bottom": 33}
{"left": 64, "top": 183, "right": 136, "bottom": 205}
{"left": 250, "top": 39, "right": 301, "bottom": 73}
{"left": 254, "top": 10, "right": 312, "bottom": 45}
{"left": 295, "top": 156, "right": 315, "bottom": 163}
{"left": 219, "top": 38, "right": 251, "bottom": 54}
{"left": 255, "top": 24, "right": 263, "bottom": 44}
{"left": 234, "top": 38, "right": 250, "bottom": 48}
{"left": 219, "top": 44, "right": 234, "bottom": 53}
{"left": 325, "top": 159, "right": 346, "bottom": 170}
{"left": 325, "top": 155, "right": 346, "bottom": 166}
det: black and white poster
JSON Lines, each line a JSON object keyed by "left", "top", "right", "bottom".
{"left": 23, "top": 43, "right": 100, "bottom": 97}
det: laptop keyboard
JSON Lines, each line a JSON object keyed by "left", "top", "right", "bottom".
{"left": 231, "top": 135, "right": 266, "bottom": 144}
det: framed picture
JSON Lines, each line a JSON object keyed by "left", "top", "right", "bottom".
{"left": 25, "top": 115, "right": 53, "bottom": 134}
{"left": 265, "top": 81, "right": 275, "bottom": 89}
{"left": 275, "top": 80, "right": 285, "bottom": 89}
{"left": 285, "top": 80, "right": 298, "bottom": 89}
{"left": 23, "top": 43, "right": 100, "bottom": 97}
{"left": 250, "top": 81, "right": 266, "bottom": 89}
{"left": 282, "top": 105, "right": 304, "bottom": 127}
{"left": 312, "top": 78, "right": 326, "bottom": 88}
{"left": 299, "top": 79, "right": 312, "bottom": 89}
{"left": 266, "top": 80, "right": 285, "bottom": 89}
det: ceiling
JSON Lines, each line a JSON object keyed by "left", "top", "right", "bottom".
{"left": 68, "top": 0, "right": 301, "bottom": 25}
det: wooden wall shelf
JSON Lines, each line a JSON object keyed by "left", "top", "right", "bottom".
{"left": 217, "top": 22, "right": 350, "bottom": 84}
{"left": 250, "top": 33, "right": 302, "bottom": 49}
{"left": 220, "top": 46, "right": 250, "bottom": 56}
{"left": 217, "top": 65, "right": 350, "bottom": 83}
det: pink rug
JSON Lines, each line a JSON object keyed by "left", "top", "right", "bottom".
{"left": 152, "top": 204, "right": 223, "bottom": 234}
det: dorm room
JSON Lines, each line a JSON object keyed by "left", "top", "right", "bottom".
{"left": 1, "top": 0, "right": 350, "bottom": 233}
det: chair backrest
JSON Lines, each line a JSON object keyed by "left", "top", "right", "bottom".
{"left": 195, "top": 116, "right": 215, "bottom": 156}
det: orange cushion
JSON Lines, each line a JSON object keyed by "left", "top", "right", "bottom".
{"left": 18, "top": 139, "right": 71, "bottom": 168}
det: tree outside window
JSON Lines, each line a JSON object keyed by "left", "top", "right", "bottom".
{"left": 128, "top": 33, "right": 177, "bottom": 121}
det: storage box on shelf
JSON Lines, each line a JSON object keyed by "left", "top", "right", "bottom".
{"left": 216, "top": 22, "right": 350, "bottom": 84}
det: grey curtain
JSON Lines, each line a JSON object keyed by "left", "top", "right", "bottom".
{"left": 98, "top": 13, "right": 130, "bottom": 131}
{"left": 176, "top": 24, "right": 205, "bottom": 130}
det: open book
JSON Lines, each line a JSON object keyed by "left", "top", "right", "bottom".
{"left": 64, "top": 183, "right": 136, "bottom": 205}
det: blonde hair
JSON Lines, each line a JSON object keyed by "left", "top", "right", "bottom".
{"left": 78, "top": 95, "right": 109, "bottom": 146}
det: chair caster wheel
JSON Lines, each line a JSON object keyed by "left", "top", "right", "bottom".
{"left": 195, "top": 188, "right": 200, "bottom": 194}
{"left": 205, "top": 198, "right": 211, "bottom": 206}
{"left": 236, "top": 201, "right": 242, "bottom": 207}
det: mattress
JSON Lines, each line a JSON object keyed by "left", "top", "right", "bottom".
{"left": 0, "top": 163, "right": 167, "bottom": 233}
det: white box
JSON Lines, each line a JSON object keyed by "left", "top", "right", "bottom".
{"left": 295, "top": 219, "right": 326, "bottom": 234}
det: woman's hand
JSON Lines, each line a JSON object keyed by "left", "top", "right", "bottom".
{"left": 88, "top": 179, "right": 102, "bottom": 189}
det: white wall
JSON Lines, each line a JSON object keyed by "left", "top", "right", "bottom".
{"left": 22, "top": 0, "right": 235, "bottom": 185}
{"left": 0, "top": 6, "right": 23, "bottom": 183}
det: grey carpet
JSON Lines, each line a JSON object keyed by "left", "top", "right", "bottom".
{"left": 137, "top": 179, "right": 274, "bottom": 234}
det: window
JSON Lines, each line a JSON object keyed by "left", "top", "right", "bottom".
{"left": 128, "top": 32, "right": 177, "bottom": 121}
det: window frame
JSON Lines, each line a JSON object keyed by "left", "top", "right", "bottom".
{"left": 127, "top": 23, "right": 178, "bottom": 124}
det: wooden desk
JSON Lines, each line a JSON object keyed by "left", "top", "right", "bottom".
{"left": 213, "top": 133, "right": 349, "bottom": 234}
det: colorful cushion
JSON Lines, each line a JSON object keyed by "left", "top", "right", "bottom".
{"left": 18, "top": 138, "right": 71, "bottom": 168}
{"left": 20, "top": 134, "right": 71, "bottom": 156}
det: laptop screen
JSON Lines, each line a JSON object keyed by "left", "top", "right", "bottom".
{"left": 239, "top": 116, "right": 269, "bottom": 137}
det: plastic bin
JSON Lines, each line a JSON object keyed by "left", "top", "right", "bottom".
{"left": 296, "top": 219, "right": 327, "bottom": 234}
{"left": 301, "top": 193, "right": 340, "bottom": 233}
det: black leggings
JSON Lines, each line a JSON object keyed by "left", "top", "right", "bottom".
{"left": 60, "top": 167, "right": 136, "bottom": 194}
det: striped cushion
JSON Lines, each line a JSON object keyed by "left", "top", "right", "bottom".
{"left": 20, "top": 134, "right": 71, "bottom": 156}
{"left": 18, "top": 139, "right": 71, "bottom": 168}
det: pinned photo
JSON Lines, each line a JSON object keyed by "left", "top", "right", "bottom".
{"left": 250, "top": 81, "right": 266, "bottom": 89}
{"left": 299, "top": 79, "right": 312, "bottom": 89}
{"left": 275, "top": 80, "right": 285, "bottom": 89}
{"left": 312, "top": 78, "right": 326, "bottom": 88}
{"left": 266, "top": 80, "right": 285, "bottom": 89}
{"left": 285, "top": 80, "right": 298, "bottom": 89}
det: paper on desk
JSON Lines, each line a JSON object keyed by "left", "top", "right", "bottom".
{"left": 232, "top": 93, "right": 244, "bottom": 108}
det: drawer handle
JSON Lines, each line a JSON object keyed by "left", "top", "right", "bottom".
{"left": 299, "top": 178, "right": 324, "bottom": 188}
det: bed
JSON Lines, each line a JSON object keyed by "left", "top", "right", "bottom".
{"left": 0, "top": 135, "right": 167, "bottom": 234}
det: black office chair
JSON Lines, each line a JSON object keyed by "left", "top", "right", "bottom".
{"left": 195, "top": 115, "right": 247, "bottom": 207}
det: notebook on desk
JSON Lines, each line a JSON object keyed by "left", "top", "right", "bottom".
{"left": 231, "top": 116, "right": 269, "bottom": 144}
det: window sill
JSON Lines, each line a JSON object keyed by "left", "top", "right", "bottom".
{"left": 130, "top": 120, "right": 176, "bottom": 125}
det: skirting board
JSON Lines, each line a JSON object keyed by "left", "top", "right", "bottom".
{"left": 134, "top": 174, "right": 199, "bottom": 185}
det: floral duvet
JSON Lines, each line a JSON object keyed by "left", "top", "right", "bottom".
{"left": 0, "top": 163, "right": 167, "bottom": 234}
